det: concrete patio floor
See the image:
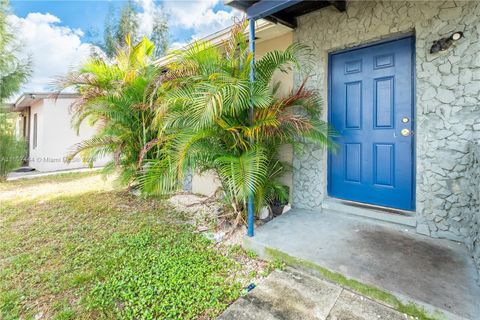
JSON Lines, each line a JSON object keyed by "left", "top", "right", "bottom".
{"left": 243, "top": 209, "right": 480, "bottom": 320}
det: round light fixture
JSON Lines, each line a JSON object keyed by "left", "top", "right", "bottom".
{"left": 450, "top": 31, "right": 464, "bottom": 41}
{"left": 430, "top": 31, "right": 465, "bottom": 54}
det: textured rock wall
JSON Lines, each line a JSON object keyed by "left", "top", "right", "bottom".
{"left": 293, "top": 0, "right": 480, "bottom": 243}
{"left": 182, "top": 170, "right": 193, "bottom": 192}
{"left": 465, "top": 143, "right": 480, "bottom": 271}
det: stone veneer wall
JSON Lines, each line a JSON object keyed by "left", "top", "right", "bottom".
{"left": 292, "top": 0, "right": 480, "bottom": 245}
{"left": 182, "top": 170, "right": 193, "bottom": 192}
{"left": 465, "top": 143, "right": 480, "bottom": 271}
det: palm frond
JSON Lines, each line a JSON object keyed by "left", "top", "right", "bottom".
{"left": 138, "top": 157, "right": 178, "bottom": 194}
{"left": 214, "top": 146, "right": 269, "bottom": 202}
{"left": 66, "top": 136, "right": 121, "bottom": 163}
{"left": 61, "top": 37, "right": 164, "bottom": 187}
{"left": 255, "top": 43, "right": 312, "bottom": 86}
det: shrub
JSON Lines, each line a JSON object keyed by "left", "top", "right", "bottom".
{"left": 141, "top": 20, "right": 333, "bottom": 226}
{"left": 58, "top": 36, "right": 161, "bottom": 188}
{"left": 0, "top": 111, "right": 25, "bottom": 180}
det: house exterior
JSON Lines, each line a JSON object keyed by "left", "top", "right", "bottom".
{"left": 195, "top": 0, "right": 479, "bottom": 272}
{"left": 9, "top": 92, "right": 109, "bottom": 172}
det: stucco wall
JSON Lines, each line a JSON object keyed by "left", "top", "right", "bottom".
{"left": 28, "top": 98, "right": 109, "bottom": 172}
{"left": 192, "top": 170, "right": 221, "bottom": 196}
{"left": 292, "top": 0, "right": 480, "bottom": 245}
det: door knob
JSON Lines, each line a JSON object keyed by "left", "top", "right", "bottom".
{"left": 401, "top": 128, "right": 412, "bottom": 136}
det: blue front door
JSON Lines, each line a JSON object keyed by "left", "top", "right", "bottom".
{"left": 328, "top": 37, "right": 415, "bottom": 211}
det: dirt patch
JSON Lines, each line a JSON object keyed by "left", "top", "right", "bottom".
{"left": 167, "top": 192, "right": 241, "bottom": 241}
{"left": 167, "top": 192, "right": 271, "bottom": 286}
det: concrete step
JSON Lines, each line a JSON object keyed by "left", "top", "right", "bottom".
{"left": 218, "top": 268, "right": 409, "bottom": 320}
{"left": 321, "top": 199, "right": 417, "bottom": 227}
{"left": 219, "top": 269, "right": 342, "bottom": 320}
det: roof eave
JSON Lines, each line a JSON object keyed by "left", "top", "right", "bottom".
{"left": 11, "top": 92, "right": 79, "bottom": 109}
{"left": 154, "top": 19, "right": 292, "bottom": 67}
{"left": 226, "top": 0, "right": 346, "bottom": 28}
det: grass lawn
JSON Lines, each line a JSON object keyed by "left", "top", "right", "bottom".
{"left": 0, "top": 172, "right": 262, "bottom": 319}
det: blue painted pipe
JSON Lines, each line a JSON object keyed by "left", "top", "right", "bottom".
{"left": 247, "top": 195, "right": 254, "bottom": 237}
{"left": 247, "top": 18, "right": 255, "bottom": 238}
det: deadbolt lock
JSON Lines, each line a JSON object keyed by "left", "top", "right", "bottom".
{"left": 402, "top": 117, "right": 409, "bottom": 123}
{"left": 401, "top": 128, "right": 412, "bottom": 136}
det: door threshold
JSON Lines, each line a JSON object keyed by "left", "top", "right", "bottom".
{"left": 322, "top": 198, "right": 417, "bottom": 227}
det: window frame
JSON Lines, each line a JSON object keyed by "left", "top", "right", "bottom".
{"left": 33, "top": 113, "right": 38, "bottom": 149}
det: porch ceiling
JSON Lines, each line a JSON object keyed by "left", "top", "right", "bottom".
{"left": 226, "top": 0, "right": 346, "bottom": 28}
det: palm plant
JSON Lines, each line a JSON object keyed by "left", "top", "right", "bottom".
{"left": 0, "top": 0, "right": 29, "bottom": 181}
{"left": 0, "top": 0, "right": 31, "bottom": 102}
{"left": 141, "top": 20, "right": 333, "bottom": 228}
{"left": 59, "top": 36, "right": 161, "bottom": 187}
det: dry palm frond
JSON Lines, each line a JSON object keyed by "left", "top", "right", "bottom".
{"left": 223, "top": 17, "right": 248, "bottom": 60}
{"left": 138, "top": 137, "right": 161, "bottom": 167}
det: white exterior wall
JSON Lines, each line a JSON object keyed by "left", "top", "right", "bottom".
{"left": 28, "top": 98, "right": 109, "bottom": 172}
{"left": 192, "top": 171, "right": 222, "bottom": 196}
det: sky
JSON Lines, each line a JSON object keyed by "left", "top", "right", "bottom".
{"left": 7, "top": 0, "right": 242, "bottom": 99}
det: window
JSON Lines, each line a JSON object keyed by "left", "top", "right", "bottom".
{"left": 33, "top": 114, "right": 38, "bottom": 149}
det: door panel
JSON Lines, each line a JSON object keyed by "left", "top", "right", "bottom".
{"left": 328, "top": 37, "right": 415, "bottom": 211}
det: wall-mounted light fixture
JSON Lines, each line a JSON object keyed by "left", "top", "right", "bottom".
{"left": 430, "top": 31, "right": 464, "bottom": 54}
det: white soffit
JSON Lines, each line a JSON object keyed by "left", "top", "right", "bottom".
{"left": 155, "top": 19, "right": 293, "bottom": 66}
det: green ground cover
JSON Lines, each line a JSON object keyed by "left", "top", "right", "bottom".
{"left": 0, "top": 173, "right": 258, "bottom": 319}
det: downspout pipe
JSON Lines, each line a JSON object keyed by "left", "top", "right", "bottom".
{"left": 247, "top": 18, "right": 255, "bottom": 237}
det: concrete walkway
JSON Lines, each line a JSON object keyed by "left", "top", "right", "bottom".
{"left": 219, "top": 268, "right": 408, "bottom": 320}
{"left": 7, "top": 167, "right": 103, "bottom": 181}
{"left": 243, "top": 209, "right": 480, "bottom": 320}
